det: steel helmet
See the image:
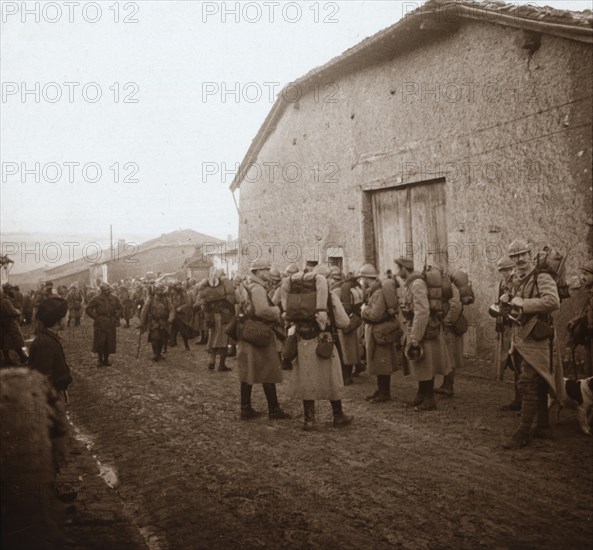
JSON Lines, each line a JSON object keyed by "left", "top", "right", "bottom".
{"left": 508, "top": 239, "right": 531, "bottom": 257}
{"left": 394, "top": 257, "right": 414, "bottom": 271}
{"left": 269, "top": 267, "right": 282, "bottom": 282}
{"left": 497, "top": 256, "right": 515, "bottom": 270}
{"left": 284, "top": 263, "right": 299, "bottom": 276}
{"left": 358, "top": 264, "right": 379, "bottom": 279}
{"left": 250, "top": 259, "right": 271, "bottom": 272}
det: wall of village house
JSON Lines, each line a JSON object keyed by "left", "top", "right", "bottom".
{"left": 238, "top": 20, "right": 592, "bottom": 354}
{"left": 106, "top": 246, "right": 195, "bottom": 282}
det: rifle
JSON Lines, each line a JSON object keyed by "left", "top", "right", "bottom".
{"left": 327, "top": 291, "right": 345, "bottom": 369}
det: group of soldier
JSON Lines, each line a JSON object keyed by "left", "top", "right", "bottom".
{"left": 2, "top": 237, "right": 592, "bottom": 443}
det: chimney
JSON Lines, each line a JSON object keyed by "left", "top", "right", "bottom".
{"left": 118, "top": 239, "right": 125, "bottom": 255}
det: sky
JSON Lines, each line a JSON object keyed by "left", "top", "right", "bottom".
{"left": 1, "top": 0, "right": 591, "bottom": 244}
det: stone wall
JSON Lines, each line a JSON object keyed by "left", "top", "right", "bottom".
{"left": 237, "top": 20, "right": 592, "bottom": 354}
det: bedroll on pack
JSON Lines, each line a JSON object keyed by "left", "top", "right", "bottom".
{"left": 450, "top": 269, "right": 475, "bottom": 306}
{"left": 535, "top": 246, "right": 570, "bottom": 301}
{"left": 200, "top": 283, "right": 227, "bottom": 303}
{"left": 285, "top": 272, "right": 318, "bottom": 322}
{"left": 423, "top": 265, "right": 453, "bottom": 317}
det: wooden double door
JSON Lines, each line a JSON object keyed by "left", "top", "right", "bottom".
{"left": 371, "top": 180, "right": 448, "bottom": 275}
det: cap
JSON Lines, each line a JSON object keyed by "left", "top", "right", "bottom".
{"left": 394, "top": 257, "right": 414, "bottom": 271}
{"left": 497, "top": 256, "right": 515, "bottom": 270}
{"left": 37, "top": 297, "right": 68, "bottom": 327}
{"left": 508, "top": 239, "right": 531, "bottom": 257}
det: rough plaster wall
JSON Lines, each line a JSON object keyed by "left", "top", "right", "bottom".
{"left": 238, "top": 21, "right": 592, "bottom": 353}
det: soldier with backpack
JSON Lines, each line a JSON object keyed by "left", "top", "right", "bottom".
{"left": 236, "top": 260, "right": 290, "bottom": 421}
{"left": 331, "top": 267, "right": 363, "bottom": 386}
{"left": 502, "top": 239, "right": 561, "bottom": 449}
{"left": 436, "top": 269, "right": 474, "bottom": 397}
{"left": 359, "top": 264, "right": 400, "bottom": 403}
{"left": 282, "top": 265, "right": 353, "bottom": 431}
{"left": 397, "top": 257, "right": 448, "bottom": 411}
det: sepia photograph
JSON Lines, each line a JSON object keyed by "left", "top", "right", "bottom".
{"left": 1, "top": 0, "right": 592, "bottom": 548}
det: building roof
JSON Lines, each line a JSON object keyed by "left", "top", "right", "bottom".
{"left": 230, "top": 0, "right": 592, "bottom": 192}
{"left": 44, "top": 229, "right": 223, "bottom": 280}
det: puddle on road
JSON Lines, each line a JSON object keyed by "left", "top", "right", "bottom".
{"left": 67, "top": 412, "right": 165, "bottom": 549}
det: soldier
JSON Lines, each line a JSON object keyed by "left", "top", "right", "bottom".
{"left": 132, "top": 282, "right": 146, "bottom": 320}
{"left": 436, "top": 272, "right": 464, "bottom": 397}
{"left": 201, "top": 274, "right": 233, "bottom": 371}
{"left": 502, "top": 239, "right": 560, "bottom": 449}
{"left": 359, "top": 264, "right": 400, "bottom": 403}
{"left": 29, "top": 296, "right": 72, "bottom": 393}
{"left": 237, "top": 259, "right": 290, "bottom": 421}
{"left": 282, "top": 265, "right": 352, "bottom": 430}
{"left": 85, "top": 283, "right": 123, "bottom": 366}
{"left": 140, "top": 284, "right": 174, "bottom": 362}
{"left": 117, "top": 283, "right": 134, "bottom": 328}
{"left": 495, "top": 256, "right": 521, "bottom": 410}
{"left": 10, "top": 285, "right": 24, "bottom": 314}
{"left": 568, "top": 260, "right": 593, "bottom": 376}
{"left": 397, "top": 257, "right": 447, "bottom": 411}
{"left": 65, "top": 282, "right": 84, "bottom": 327}
{"left": 169, "top": 281, "right": 193, "bottom": 351}
{"left": 331, "top": 267, "right": 363, "bottom": 386}
{"left": 0, "top": 285, "right": 28, "bottom": 365}
{"left": 22, "top": 290, "right": 34, "bottom": 325}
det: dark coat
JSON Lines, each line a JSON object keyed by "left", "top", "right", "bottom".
{"left": 140, "top": 294, "right": 174, "bottom": 342}
{"left": 29, "top": 329, "right": 72, "bottom": 391}
{"left": 1, "top": 296, "right": 25, "bottom": 350}
{"left": 85, "top": 293, "right": 122, "bottom": 353}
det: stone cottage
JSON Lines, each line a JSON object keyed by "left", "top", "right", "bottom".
{"left": 231, "top": 0, "right": 592, "bottom": 354}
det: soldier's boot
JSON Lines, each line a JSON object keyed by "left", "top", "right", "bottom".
{"left": 405, "top": 382, "right": 425, "bottom": 408}
{"left": 503, "top": 392, "right": 537, "bottom": 449}
{"left": 416, "top": 379, "right": 437, "bottom": 411}
{"left": 96, "top": 353, "right": 104, "bottom": 367}
{"left": 218, "top": 349, "right": 231, "bottom": 372}
{"left": 227, "top": 343, "right": 237, "bottom": 357}
{"left": 353, "top": 363, "right": 366, "bottom": 377}
{"left": 75, "top": 318, "right": 80, "bottom": 327}
{"left": 103, "top": 353, "right": 112, "bottom": 367}
{"left": 151, "top": 341, "right": 161, "bottom": 362}
{"left": 371, "top": 375, "right": 392, "bottom": 403}
{"left": 435, "top": 372, "right": 454, "bottom": 397}
{"left": 342, "top": 364, "right": 353, "bottom": 386}
{"left": 183, "top": 336, "right": 191, "bottom": 351}
{"left": 263, "top": 383, "right": 290, "bottom": 420}
{"left": 207, "top": 351, "right": 216, "bottom": 370}
{"left": 331, "top": 400, "right": 353, "bottom": 428}
{"left": 501, "top": 370, "right": 522, "bottom": 411}
{"left": 303, "top": 400, "right": 316, "bottom": 431}
{"left": 240, "top": 383, "right": 261, "bottom": 420}
{"left": 532, "top": 381, "right": 553, "bottom": 439}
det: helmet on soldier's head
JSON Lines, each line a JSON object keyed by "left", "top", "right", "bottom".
{"left": 214, "top": 268, "right": 226, "bottom": 279}
{"left": 233, "top": 275, "right": 243, "bottom": 284}
{"left": 508, "top": 239, "right": 531, "bottom": 257}
{"left": 394, "top": 257, "right": 414, "bottom": 272}
{"left": 100, "top": 283, "right": 111, "bottom": 292}
{"left": 155, "top": 283, "right": 166, "bottom": 294}
{"left": 284, "top": 264, "right": 299, "bottom": 276}
{"left": 314, "top": 265, "right": 331, "bottom": 277}
{"left": 497, "top": 256, "right": 515, "bottom": 271}
{"left": 579, "top": 260, "right": 593, "bottom": 275}
{"left": 250, "top": 259, "right": 271, "bottom": 272}
{"left": 269, "top": 267, "right": 282, "bottom": 282}
{"left": 358, "top": 264, "right": 378, "bottom": 279}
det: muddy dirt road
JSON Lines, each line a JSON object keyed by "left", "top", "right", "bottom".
{"left": 62, "top": 319, "right": 593, "bottom": 550}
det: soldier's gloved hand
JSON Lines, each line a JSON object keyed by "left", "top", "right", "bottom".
{"left": 510, "top": 297, "right": 524, "bottom": 309}
{"left": 499, "top": 294, "right": 510, "bottom": 304}
{"left": 315, "top": 311, "right": 328, "bottom": 331}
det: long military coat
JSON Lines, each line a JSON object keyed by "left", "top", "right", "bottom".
{"left": 85, "top": 293, "right": 122, "bottom": 353}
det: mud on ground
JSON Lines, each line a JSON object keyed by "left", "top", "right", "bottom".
{"left": 61, "top": 319, "right": 593, "bottom": 550}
